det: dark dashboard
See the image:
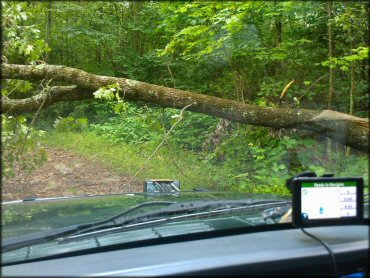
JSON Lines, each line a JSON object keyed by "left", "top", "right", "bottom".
{"left": 2, "top": 225, "right": 368, "bottom": 277}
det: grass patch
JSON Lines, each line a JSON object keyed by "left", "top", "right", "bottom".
{"left": 41, "top": 131, "right": 229, "bottom": 191}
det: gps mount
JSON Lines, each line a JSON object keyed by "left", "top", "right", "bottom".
{"left": 285, "top": 170, "right": 337, "bottom": 194}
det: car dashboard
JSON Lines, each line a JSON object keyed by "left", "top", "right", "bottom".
{"left": 2, "top": 224, "right": 368, "bottom": 277}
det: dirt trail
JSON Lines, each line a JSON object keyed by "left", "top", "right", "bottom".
{"left": 2, "top": 146, "right": 142, "bottom": 202}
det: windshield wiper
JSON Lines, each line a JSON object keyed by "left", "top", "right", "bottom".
{"left": 59, "top": 200, "right": 291, "bottom": 242}
{"left": 3, "top": 200, "right": 291, "bottom": 251}
{"left": 2, "top": 201, "right": 175, "bottom": 252}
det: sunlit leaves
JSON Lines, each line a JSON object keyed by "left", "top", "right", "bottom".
{"left": 2, "top": 1, "right": 50, "bottom": 64}
{"left": 158, "top": 2, "right": 252, "bottom": 60}
{"left": 345, "top": 46, "right": 369, "bottom": 61}
{"left": 321, "top": 47, "right": 369, "bottom": 71}
{"left": 93, "top": 83, "right": 122, "bottom": 101}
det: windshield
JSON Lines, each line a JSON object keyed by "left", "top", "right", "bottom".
{"left": 1, "top": 1, "right": 368, "bottom": 266}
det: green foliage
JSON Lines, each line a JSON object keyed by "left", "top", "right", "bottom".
{"left": 297, "top": 142, "right": 368, "bottom": 181}
{"left": 161, "top": 109, "right": 218, "bottom": 150}
{"left": 53, "top": 117, "right": 88, "bottom": 133}
{"left": 321, "top": 46, "right": 369, "bottom": 71}
{"left": 201, "top": 124, "right": 368, "bottom": 194}
{"left": 14, "top": 0, "right": 366, "bottom": 115}
{"left": 1, "top": 2, "right": 51, "bottom": 178}
{"left": 68, "top": 101, "right": 118, "bottom": 125}
{"left": 85, "top": 101, "right": 218, "bottom": 150}
{"left": 2, "top": 1, "right": 50, "bottom": 64}
{"left": 89, "top": 103, "right": 162, "bottom": 145}
{"left": 90, "top": 117, "right": 159, "bottom": 145}
{"left": 1, "top": 115, "right": 47, "bottom": 178}
{"left": 2, "top": 1, "right": 368, "bottom": 196}
{"left": 204, "top": 126, "right": 294, "bottom": 193}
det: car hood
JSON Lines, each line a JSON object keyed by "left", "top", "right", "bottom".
{"left": 2, "top": 191, "right": 290, "bottom": 239}
{"left": 2, "top": 191, "right": 293, "bottom": 265}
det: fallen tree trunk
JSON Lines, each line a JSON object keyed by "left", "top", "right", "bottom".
{"left": 2, "top": 63, "right": 369, "bottom": 153}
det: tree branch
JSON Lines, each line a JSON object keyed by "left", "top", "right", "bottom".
{"left": 2, "top": 63, "right": 369, "bottom": 153}
{"left": 2, "top": 85, "right": 93, "bottom": 114}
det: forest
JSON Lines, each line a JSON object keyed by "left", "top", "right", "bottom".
{"left": 1, "top": 1, "right": 369, "bottom": 198}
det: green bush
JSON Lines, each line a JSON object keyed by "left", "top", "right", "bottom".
{"left": 1, "top": 115, "right": 47, "bottom": 178}
{"left": 53, "top": 117, "right": 88, "bottom": 133}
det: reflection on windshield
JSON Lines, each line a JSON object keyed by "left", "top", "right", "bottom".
{"left": 2, "top": 194, "right": 292, "bottom": 264}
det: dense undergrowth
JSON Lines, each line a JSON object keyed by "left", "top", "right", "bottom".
{"left": 28, "top": 101, "right": 367, "bottom": 196}
{"left": 3, "top": 100, "right": 368, "bottom": 196}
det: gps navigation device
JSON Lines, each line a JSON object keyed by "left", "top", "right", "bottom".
{"left": 291, "top": 177, "right": 364, "bottom": 227}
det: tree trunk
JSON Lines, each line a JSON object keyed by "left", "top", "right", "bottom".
{"left": 273, "top": 0, "right": 283, "bottom": 76}
{"left": 65, "top": 15, "right": 70, "bottom": 66}
{"left": 2, "top": 63, "right": 369, "bottom": 153}
{"left": 346, "top": 19, "right": 356, "bottom": 157}
{"left": 45, "top": 1, "right": 52, "bottom": 62}
{"left": 327, "top": 1, "right": 334, "bottom": 109}
{"left": 327, "top": 1, "right": 335, "bottom": 157}
{"left": 274, "top": 0, "right": 282, "bottom": 47}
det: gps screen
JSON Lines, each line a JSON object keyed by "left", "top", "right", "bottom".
{"left": 291, "top": 177, "right": 363, "bottom": 227}
{"left": 301, "top": 180, "right": 357, "bottom": 220}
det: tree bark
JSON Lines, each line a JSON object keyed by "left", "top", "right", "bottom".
{"left": 326, "top": 1, "right": 335, "bottom": 157}
{"left": 274, "top": 0, "right": 282, "bottom": 47}
{"left": 273, "top": 0, "right": 283, "bottom": 76}
{"left": 45, "top": 1, "right": 52, "bottom": 62}
{"left": 327, "top": 1, "right": 334, "bottom": 109}
{"left": 2, "top": 63, "right": 369, "bottom": 153}
{"left": 346, "top": 13, "right": 356, "bottom": 157}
